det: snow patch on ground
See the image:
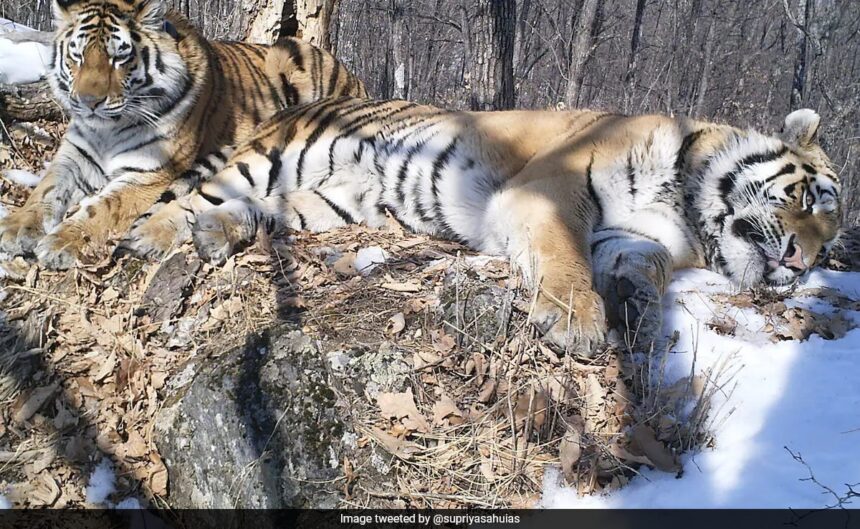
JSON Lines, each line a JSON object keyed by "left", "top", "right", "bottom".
{"left": 0, "top": 18, "right": 35, "bottom": 32}
{"left": 0, "top": 495, "right": 10, "bottom": 509}
{"left": 84, "top": 459, "right": 144, "bottom": 509}
{"left": 355, "top": 246, "right": 389, "bottom": 276}
{"left": 85, "top": 460, "right": 116, "bottom": 505}
{"left": 3, "top": 169, "right": 43, "bottom": 187}
{"left": 0, "top": 23, "right": 51, "bottom": 84}
{"left": 544, "top": 268, "right": 860, "bottom": 509}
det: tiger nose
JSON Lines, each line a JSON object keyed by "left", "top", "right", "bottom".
{"left": 779, "top": 241, "right": 807, "bottom": 273}
{"left": 78, "top": 94, "right": 106, "bottom": 110}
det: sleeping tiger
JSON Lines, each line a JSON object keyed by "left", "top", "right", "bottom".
{"left": 0, "top": 0, "right": 366, "bottom": 269}
{"left": 122, "top": 97, "right": 841, "bottom": 355}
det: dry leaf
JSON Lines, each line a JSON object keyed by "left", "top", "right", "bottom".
{"left": 333, "top": 253, "right": 359, "bottom": 276}
{"left": 386, "top": 313, "right": 406, "bottom": 335}
{"left": 583, "top": 374, "right": 607, "bottom": 433}
{"left": 13, "top": 384, "right": 58, "bottom": 424}
{"left": 478, "top": 379, "right": 497, "bottom": 403}
{"left": 432, "top": 329, "right": 457, "bottom": 354}
{"left": 367, "top": 427, "right": 422, "bottom": 460}
{"left": 92, "top": 351, "right": 117, "bottom": 383}
{"left": 559, "top": 416, "right": 585, "bottom": 481}
{"left": 377, "top": 388, "right": 430, "bottom": 433}
{"left": 149, "top": 453, "right": 169, "bottom": 496}
{"left": 630, "top": 424, "right": 681, "bottom": 473}
{"left": 512, "top": 389, "right": 548, "bottom": 430}
{"left": 432, "top": 395, "right": 465, "bottom": 426}
{"left": 31, "top": 474, "right": 61, "bottom": 507}
{"left": 381, "top": 281, "right": 421, "bottom": 293}
{"left": 118, "top": 430, "right": 149, "bottom": 460}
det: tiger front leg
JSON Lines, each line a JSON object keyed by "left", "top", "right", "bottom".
{"left": 591, "top": 229, "right": 673, "bottom": 351}
{"left": 487, "top": 188, "right": 607, "bottom": 358}
{"left": 0, "top": 158, "right": 90, "bottom": 257}
{"left": 35, "top": 170, "right": 171, "bottom": 269}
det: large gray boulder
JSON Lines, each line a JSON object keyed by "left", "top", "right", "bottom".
{"left": 154, "top": 326, "right": 346, "bottom": 511}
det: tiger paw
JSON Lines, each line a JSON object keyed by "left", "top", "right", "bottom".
{"left": 191, "top": 209, "right": 255, "bottom": 266}
{"left": 530, "top": 289, "right": 607, "bottom": 358}
{"left": 0, "top": 210, "right": 45, "bottom": 257}
{"left": 116, "top": 204, "right": 193, "bottom": 261}
{"left": 605, "top": 275, "right": 663, "bottom": 350}
{"left": 34, "top": 231, "right": 81, "bottom": 270}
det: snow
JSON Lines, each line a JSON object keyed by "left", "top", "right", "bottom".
{"left": 83, "top": 459, "right": 145, "bottom": 509}
{"left": 355, "top": 246, "right": 389, "bottom": 276}
{"left": 544, "top": 268, "right": 860, "bottom": 509}
{"left": 0, "top": 18, "right": 51, "bottom": 84}
{"left": 114, "top": 497, "right": 143, "bottom": 509}
{"left": 86, "top": 460, "right": 116, "bottom": 505}
{"left": 0, "top": 495, "right": 10, "bottom": 509}
{"left": 3, "top": 169, "right": 42, "bottom": 188}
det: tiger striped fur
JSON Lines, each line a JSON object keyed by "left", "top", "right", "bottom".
{"left": 121, "top": 97, "right": 841, "bottom": 355}
{"left": 0, "top": 0, "right": 366, "bottom": 269}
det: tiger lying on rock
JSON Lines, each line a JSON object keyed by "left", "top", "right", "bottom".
{"left": 119, "top": 96, "right": 841, "bottom": 355}
{"left": 0, "top": 0, "right": 366, "bottom": 269}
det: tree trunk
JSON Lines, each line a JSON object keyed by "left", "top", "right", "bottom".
{"left": 623, "top": 0, "right": 646, "bottom": 112}
{"left": 388, "top": 0, "right": 408, "bottom": 100}
{"left": 566, "top": 0, "right": 603, "bottom": 108}
{"left": 787, "top": 0, "right": 811, "bottom": 110}
{"left": 246, "top": 0, "right": 298, "bottom": 44}
{"left": 693, "top": 12, "right": 716, "bottom": 117}
{"left": 0, "top": 81, "right": 65, "bottom": 122}
{"left": 295, "top": 0, "right": 339, "bottom": 51}
{"left": 463, "top": 0, "right": 516, "bottom": 111}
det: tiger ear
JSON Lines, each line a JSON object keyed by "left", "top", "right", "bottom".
{"left": 781, "top": 109, "right": 821, "bottom": 148}
{"left": 52, "top": 0, "right": 77, "bottom": 26}
{"left": 135, "top": 0, "right": 167, "bottom": 30}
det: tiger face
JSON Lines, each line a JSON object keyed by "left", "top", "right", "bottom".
{"left": 712, "top": 109, "right": 841, "bottom": 286}
{"left": 50, "top": 0, "right": 187, "bottom": 127}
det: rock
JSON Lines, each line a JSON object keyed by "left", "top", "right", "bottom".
{"left": 154, "top": 325, "right": 346, "bottom": 511}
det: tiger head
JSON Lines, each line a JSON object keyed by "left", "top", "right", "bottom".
{"left": 703, "top": 109, "right": 841, "bottom": 287}
{"left": 49, "top": 0, "right": 188, "bottom": 127}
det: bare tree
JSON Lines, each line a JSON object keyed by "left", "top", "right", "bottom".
{"left": 623, "top": 0, "right": 647, "bottom": 112}
{"left": 463, "top": 0, "right": 516, "bottom": 111}
{"left": 785, "top": 0, "right": 812, "bottom": 110}
{"left": 565, "top": 0, "right": 603, "bottom": 107}
{"left": 296, "top": 0, "right": 339, "bottom": 51}
{"left": 388, "top": 0, "right": 409, "bottom": 99}
{"left": 247, "top": 0, "right": 298, "bottom": 44}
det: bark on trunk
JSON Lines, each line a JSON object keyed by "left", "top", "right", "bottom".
{"left": 566, "top": 0, "right": 602, "bottom": 108}
{"left": 0, "top": 81, "right": 65, "bottom": 122}
{"left": 388, "top": 0, "right": 408, "bottom": 100}
{"left": 464, "top": 0, "right": 516, "bottom": 111}
{"left": 296, "top": 0, "right": 339, "bottom": 51}
{"left": 787, "top": 0, "right": 811, "bottom": 110}
{"left": 246, "top": 0, "right": 298, "bottom": 44}
{"left": 623, "top": 0, "right": 646, "bottom": 111}
{"left": 693, "top": 13, "right": 716, "bottom": 117}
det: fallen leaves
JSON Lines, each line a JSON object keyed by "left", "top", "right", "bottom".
{"left": 559, "top": 416, "right": 585, "bottom": 482}
{"left": 377, "top": 388, "right": 430, "bottom": 434}
{"left": 386, "top": 313, "right": 406, "bottom": 335}
{"left": 381, "top": 281, "right": 422, "bottom": 293}
{"left": 432, "top": 395, "right": 465, "bottom": 427}
{"left": 12, "top": 384, "right": 58, "bottom": 424}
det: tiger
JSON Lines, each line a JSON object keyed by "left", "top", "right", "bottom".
{"left": 120, "top": 97, "right": 841, "bottom": 356}
{"left": 0, "top": 0, "right": 366, "bottom": 270}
